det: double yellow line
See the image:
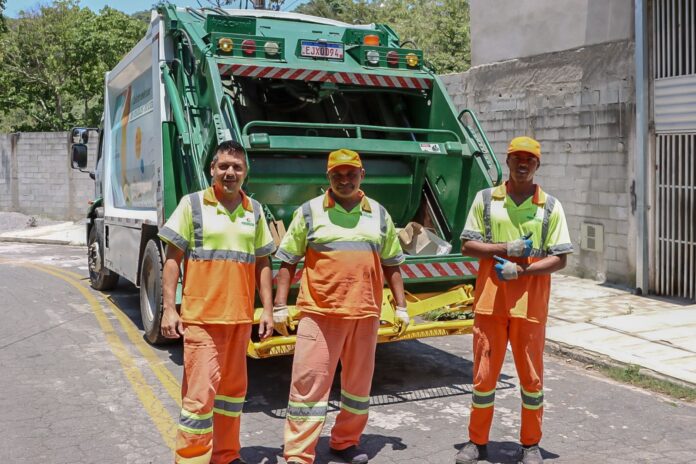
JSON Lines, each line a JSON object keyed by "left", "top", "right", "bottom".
{"left": 24, "top": 263, "right": 181, "bottom": 451}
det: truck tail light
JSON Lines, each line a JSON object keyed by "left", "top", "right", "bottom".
{"left": 218, "top": 37, "right": 233, "bottom": 53}
{"left": 406, "top": 53, "right": 419, "bottom": 67}
{"left": 366, "top": 50, "right": 380, "bottom": 65}
{"left": 264, "top": 41, "right": 280, "bottom": 56}
{"left": 363, "top": 34, "right": 380, "bottom": 46}
{"left": 386, "top": 51, "right": 399, "bottom": 67}
{"left": 242, "top": 39, "right": 256, "bottom": 56}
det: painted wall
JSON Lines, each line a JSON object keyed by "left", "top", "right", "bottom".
{"left": 443, "top": 40, "right": 636, "bottom": 284}
{"left": 0, "top": 132, "right": 97, "bottom": 221}
{"left": 470, "top": 0, "right": 634, "bottom": 65}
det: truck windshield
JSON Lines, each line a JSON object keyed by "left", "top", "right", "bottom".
{"left": 227, "top": 77, "right": 427, "bottom": 140}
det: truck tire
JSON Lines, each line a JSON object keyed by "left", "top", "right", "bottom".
{"left": 140, "top": 239, "right": 168, "bottom": 345}
{"left": 87, "top": 225, "right": 119, "bottom": 290}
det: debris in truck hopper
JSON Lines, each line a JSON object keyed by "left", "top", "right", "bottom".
{"left": 398, "top": 222, "right": 452, "bottom": 256}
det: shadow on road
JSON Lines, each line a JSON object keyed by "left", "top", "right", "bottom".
{"left": 245, "top": 339, "right": 515, "bottom": 418}
{"left": 103, "top": 282, "right": 516, "bottom": 423}
{"left": 454, "top": 440, "right": 560, "bottom": 463}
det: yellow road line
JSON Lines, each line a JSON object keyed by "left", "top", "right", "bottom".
{"left": 102, "top": 294, "right": 182, "bottom": 404}
{"left": 27, "top": 264, "right": 177, "bottom": 451}
{"left": 42, "top": 266, "right": 182, "bottom": 403}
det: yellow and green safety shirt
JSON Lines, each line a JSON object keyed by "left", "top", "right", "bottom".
{"left": 158, "top": 187, "right": 275, "bottom": 325}
{"left": 276, "top": 190, "right": 404, "bottom": 319}
{"left": 461, "top": 182, "right": 573, "bottom": 323}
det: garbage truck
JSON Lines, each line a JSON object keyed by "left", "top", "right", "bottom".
{"left": 69, "top": 5, "right": 502, "bottom": 357}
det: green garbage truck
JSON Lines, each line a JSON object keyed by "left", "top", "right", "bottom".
{"left": 69, "top": 5, "right": 501, "bottom": 357}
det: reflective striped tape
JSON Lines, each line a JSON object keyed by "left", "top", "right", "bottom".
{"left": 340, "top": 390, "right": 370, "bottom": 415}
{"left": 286, "top": 400, "right": 328, "bottom": 422}
{"left": 471, "top": 388, "right": 495, "bottom": 409}
{"left": 213, "top": 395, "right": 245, "bottom": 418}
{"left": 271, "top": 259, "right": 478, "bottom": 284}
{"left": 520, "top": 388, "right": 544, "bottom": 410}
{"left": 178, "top": 409, "right": 214, "bottom": 435}
{"left": 218, "top": 64, "right": 433, "bottom": 89}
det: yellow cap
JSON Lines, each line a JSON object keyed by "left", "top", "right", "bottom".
{"left": 507, "top": 136, "right": 541, "bottom": 159}
{"left": 327, "top": 149, "right": 362, "bottom": 172}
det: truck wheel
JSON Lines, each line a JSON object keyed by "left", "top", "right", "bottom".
{"left": 88, "top": 226, "right": 119, "bottom": 290}
{"left": 140, "top": 239, "right": 168, "bottom": 345}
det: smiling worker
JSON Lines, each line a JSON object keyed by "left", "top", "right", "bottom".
{"left": 455, "top": 136, "right": 573, "bottom": 464}
{"left": 158, "top": 141, "right": 276, "bottom": 464}
{"left": 273, "top": 149, "right": 408, "bottom": 464}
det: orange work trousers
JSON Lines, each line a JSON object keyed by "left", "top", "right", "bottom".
{"left": 468, "top": 314, "right": 545, "bottom": 446}
{"left": 284, "top": 314, "right": 379, "bottom": 464}
{"left": 175, "top": 323, "right": 251, "bottom": 464}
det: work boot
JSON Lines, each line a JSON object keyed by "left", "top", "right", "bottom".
{"left": 455, "top": 441, "right": 488, "bottom": 463}
{"left": 330, "top": 445, "right": 369, "bottom": 464}
{"left": 518, "top": 444, "right": 543, "bottom": 464}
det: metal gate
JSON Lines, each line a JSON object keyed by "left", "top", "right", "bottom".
{"left": 652, "top": 0, "right": 696, "bottom": 300}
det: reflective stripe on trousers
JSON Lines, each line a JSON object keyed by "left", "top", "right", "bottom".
{"left": 468, "top": 314, "right": 545, "bottom": 446}
{"left": 284, "top": 315, "right": 379, "bottom": 464}
{"left": 176, "top": 324, "right": 251, "bottom": 464}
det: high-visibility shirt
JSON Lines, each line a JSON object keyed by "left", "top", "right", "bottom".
{"left": 158, "top": 187, "right": 275, "bottom": 325}
{"left": 460, "top": 182, "right": 573, "bottom": 323}
{"left": 276, "top": 190, "right": 404, "bottom": 319}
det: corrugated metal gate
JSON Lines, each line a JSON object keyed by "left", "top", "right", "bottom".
{"left": 652, "top": 0, "right": 696, "bottom": 300}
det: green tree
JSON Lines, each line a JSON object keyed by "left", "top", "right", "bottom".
{"left": 0, "top": 0, "right": 145, "bottom": 131}
{"left": 0, "top": 0, "right": 7, "bottom": 33}
{"left": 295, "top": 0, "right": 470, "bottom": 74}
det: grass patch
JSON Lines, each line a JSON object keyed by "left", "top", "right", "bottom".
{"left": 598, "top": 364, "right": 696, "bottom": 402}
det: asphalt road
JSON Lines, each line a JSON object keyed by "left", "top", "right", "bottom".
{"left": 1, "top": 242, "right": 695, "bottom": 464}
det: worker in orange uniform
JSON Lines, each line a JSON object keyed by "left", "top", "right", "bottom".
{"left": 454, "top": 136, "right": 573, "bottom": 464}
{"left": 158, "top": 140, "right": 276, "bottom": 464}
{"left": 273, "top": 149, "right": 409, "bottom": 464}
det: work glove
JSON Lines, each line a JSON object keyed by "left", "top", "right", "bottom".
{"left": 494, "top": 255, "right": 519, "bottom": 281}
{"left": 272, "top": 304, "right": 290, "bottom": 336}
{"left": 506, "top": 232, "right": 533, "bottom": 257}
{"left": 395, "top": 306, "right": 410, "bottom": 327}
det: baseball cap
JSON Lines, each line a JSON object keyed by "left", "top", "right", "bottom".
{"left": 327, "top": 149, "right": 363, "bottom": 172}
{"left": 507, "top": 136, "right": 541, "bottom": 159}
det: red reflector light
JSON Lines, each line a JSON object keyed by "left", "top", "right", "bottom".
{"left": 386, "top": 51, "right": 399, "bottom": 66}
{"left": 242, "top": 39, "right": 256, "bottom": 55}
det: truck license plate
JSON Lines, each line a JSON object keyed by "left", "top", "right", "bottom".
{"left": 300, "top": 40, "right": 344, "bottom": 60}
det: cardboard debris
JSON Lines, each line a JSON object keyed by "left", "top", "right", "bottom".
{"left": 398, "top": 222, "right": 452, "bottom": 256}
{"left": 269, "top": 219, "right": 287, "bottom": 248}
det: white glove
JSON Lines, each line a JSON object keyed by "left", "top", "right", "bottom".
{"left": 506, "top": 233, "right": 533, "bottom": 257}
{"left": 273, "top": 305, "right": 290, "bottom": 336}
{"left": 395, "top": 306, "right": 410, "bottom": 326}
{"left": 494, "top": 255, "right": 519, "bottom": 281}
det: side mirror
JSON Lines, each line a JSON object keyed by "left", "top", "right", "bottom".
{"left": 71, "top": 144, "right": 88, "bottom": 169}
{"left": 71, "top": 127, "right": 90, "bottom": 144}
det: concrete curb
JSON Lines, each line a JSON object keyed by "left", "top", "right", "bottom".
{"left": 0, "top": 236, "right": 84, "bottom": 246}
{"left": 545, "top": 339, "right": 696, "bottom": 391}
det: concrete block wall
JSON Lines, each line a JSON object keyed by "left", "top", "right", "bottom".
{"left": 442, "top": 40, "right": 636, "bottom": 285}
{"left": 0, "top": 132, "right": 96, "bottom": 221}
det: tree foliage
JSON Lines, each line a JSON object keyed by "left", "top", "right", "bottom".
{"left": 196, "top": 0, "right": 285, "bottom": 10}
{"left": 0, "top": 1, "right": 146, "bottom": 132}
{"left": 0, "top": 0, "right": 7, "bottom": 32}
{"left": 295, "top": 0, "right": 470, "bottom": 74}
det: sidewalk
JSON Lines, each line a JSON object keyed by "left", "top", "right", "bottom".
{"left": 0, "top": 215, "right": 694, "bottom": 389}
{"left": 547, "top": 274, "right": 696, "bottom": 389}
{"left": 0, "top": 219, "right": 86, "bottom": 245}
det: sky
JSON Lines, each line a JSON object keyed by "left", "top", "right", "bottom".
{"left": 3, "top": 0, "right": 308, "bottom": 17}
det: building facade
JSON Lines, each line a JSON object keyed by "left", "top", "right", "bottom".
{"left": 444, "top": 0, "right": 695, "bottom": 301}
